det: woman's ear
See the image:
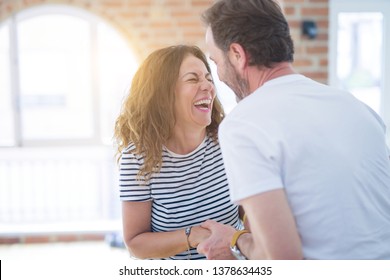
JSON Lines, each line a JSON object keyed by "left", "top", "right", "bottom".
{"left": 228, "top": 43, "right": 248, "bottom": 71}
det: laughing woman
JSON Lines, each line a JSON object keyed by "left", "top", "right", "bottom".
{"left": 114, "top": 45, "right": 240, "bottom": 260}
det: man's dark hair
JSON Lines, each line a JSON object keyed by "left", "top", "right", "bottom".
{"left": 202, "top": 0, "right": 294, "bottom": 68}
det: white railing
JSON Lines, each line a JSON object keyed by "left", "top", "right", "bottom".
{"left": 0, "top": 146, "right": 122, "bottom": 236}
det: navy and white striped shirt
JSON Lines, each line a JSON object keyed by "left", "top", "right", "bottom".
{"left": 119, "top": 136, "right": 240, "bottom": 260}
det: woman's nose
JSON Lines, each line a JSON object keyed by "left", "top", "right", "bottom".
{"left": 201, "top": 79, "right": 214, "bottom": 92}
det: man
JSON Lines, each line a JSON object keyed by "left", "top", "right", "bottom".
{"left": 197, "top": 0, "right": 390, "bottom": 260}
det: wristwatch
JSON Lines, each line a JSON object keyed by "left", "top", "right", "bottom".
{"left": 230, "top": 229, "right": 249, "bottom": 260}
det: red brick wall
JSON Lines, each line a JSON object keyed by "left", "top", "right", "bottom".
{"left": 0, "top": 0, "right": 329, "bottom": 84}
{"left": 284, "top": 0, "right": 329, "bottom": 83}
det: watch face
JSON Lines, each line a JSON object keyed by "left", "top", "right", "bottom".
{"left": 230, "top": 246, "right": 247, "bottom": 260}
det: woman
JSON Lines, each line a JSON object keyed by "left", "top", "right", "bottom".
{"left": 114, "top": 45, "right": 240, "bottom": 260}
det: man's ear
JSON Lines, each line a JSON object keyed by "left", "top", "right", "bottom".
{"left": 228, "top": 43, "right": 248, "bottom": 71}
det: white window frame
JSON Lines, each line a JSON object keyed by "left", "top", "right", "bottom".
{"left": 0, "top": 5, "right": 136, "bottom": 233}
{"left": 2, "top": 4, "right": 135, "bottom": 147}
{"left": 329, "top": 0, "right": 390, "bottom": 143}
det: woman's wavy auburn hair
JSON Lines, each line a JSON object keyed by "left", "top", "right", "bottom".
{"left": 114, "top": 45, "right": 225, "bottom": 182}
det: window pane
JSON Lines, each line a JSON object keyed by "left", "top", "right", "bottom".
{"left": 97, "top": 22, "right": 138, "bottom": 145}
{"left": 337, "top": 13, "right": 383, "bottom": 114}
{"left": 0, "top": 22, "right": 16, "bottom": 146}
{"left": 17, "top": 15, "right": 94, "bottom": 141}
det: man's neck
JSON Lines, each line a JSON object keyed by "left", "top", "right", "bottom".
{"left": 248, "top": 62, "right": 296, "bottom": 94}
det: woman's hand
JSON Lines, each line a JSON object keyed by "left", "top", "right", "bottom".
{"left": 188, "top": 225, "right": 211, "bottom": 248}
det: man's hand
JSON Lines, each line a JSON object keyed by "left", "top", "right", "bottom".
{"left": 197, "top": 220, "right": 237, "bottom": 259}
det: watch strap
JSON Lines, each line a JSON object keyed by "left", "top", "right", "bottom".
{"left": 230, "top": 229, "right": 249, "bottom": 248}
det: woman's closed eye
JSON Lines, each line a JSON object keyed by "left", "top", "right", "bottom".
{"left": 186, "top": 77, "right": 213, "bottom": 83}
{"left": 183, "top": 72, "right": 213, "bottom": 84}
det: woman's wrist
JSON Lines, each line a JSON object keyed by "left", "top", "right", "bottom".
{"left": 187, "top": 225, "right": 210, "bottom": 248}
{"left": 185, "top": 226, "right": 193, "bottom": 248}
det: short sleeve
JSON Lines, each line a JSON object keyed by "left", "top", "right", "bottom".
{"left": 119, "top": 149, "right": 152, "bottom": 202}
{"left": 219, "top": 117, "right": 284, "bottom": 203}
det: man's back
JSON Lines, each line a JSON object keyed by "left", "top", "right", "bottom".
{"left": 220, "top": 74, "right": 390, "bottom": 259}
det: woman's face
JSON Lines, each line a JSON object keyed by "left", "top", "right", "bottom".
{"left": 205, "top": 27, "right": 248, "bottom": 101}
{"left": 174, "top": 54, "right": 216, "bottom": 131}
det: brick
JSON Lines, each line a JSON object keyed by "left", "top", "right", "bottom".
{"left": 301, "top": 7, "right": 329, "bottom": 17}
{"left": 309, "top": 0, "right": 328, "bottom": 3}
{"left": 24, "top": 236, "right": 52, "bottom": 244}
{"left": 0, "top": 237, "right": 21, "bottom": 244}
{"left": 128, "top": 0, "right": 152, "bottom": 5}
{"left": 293, "top": 58, "right": 314, "bottom": 67}
{"left": 283, "top": 0, "right": 305, "bottom": 3}
{"left": 56, "top": 235, "right": 80, "bottom": 242}
{"left": 100, "top": 0, "right": 124, "bottom": 7}
{"left": 307, "top": 46, "right": 328, "bottom": 54}
{"left": 23, "top": 0, "right": 45, "bottom": 5}
{"left": 317, "top": 19, "right": 329, "bottom": 29}
{"left": 191, "top": 0, "right": 213, "bottom": 7}
{"left": 79, "top": 234, "right": 105, "bottom": 241}
{"left": 315, "top": 33, "right": 329, "bottom": 41}
{"left": 320, "top": 58, "right": 328, "bottom": 67}
{"left": 302, "top": 71, "right": 328, "bottom": 80}
{"left": 171, "top": 10, "right": 196, "bottom": 18}
{"left": 284, "top": 6, "right": 296, "bottom": 16}
{"left": 150, "top": 21, "right": 174, "bottom": 29}
{"left": 165, "top": 0, "right": 186, "bottom": 5}
{"left": 288, "top": 19, "right": 302, "bottom": 29}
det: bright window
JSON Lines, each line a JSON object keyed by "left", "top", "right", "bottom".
{"left": 0, "top": 5, "right": 137, "bottom": 229}
{"left": 336, "top": 13, "right": 383, "bottom": 114}
{"left": 18, "top": 14, "right": 94, "bottom": 140}
{"left": 329, "top": 0, "right": 390, "bottom": 144}
{"left": 0, "top": 23, "right": 15, "bottom": 146}
{"left": 0, "top": 5, "right": 138, "bottom": 146}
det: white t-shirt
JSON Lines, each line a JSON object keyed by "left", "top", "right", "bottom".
{"left": 219, "top": 74, "right": 390, "bottom": 259}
